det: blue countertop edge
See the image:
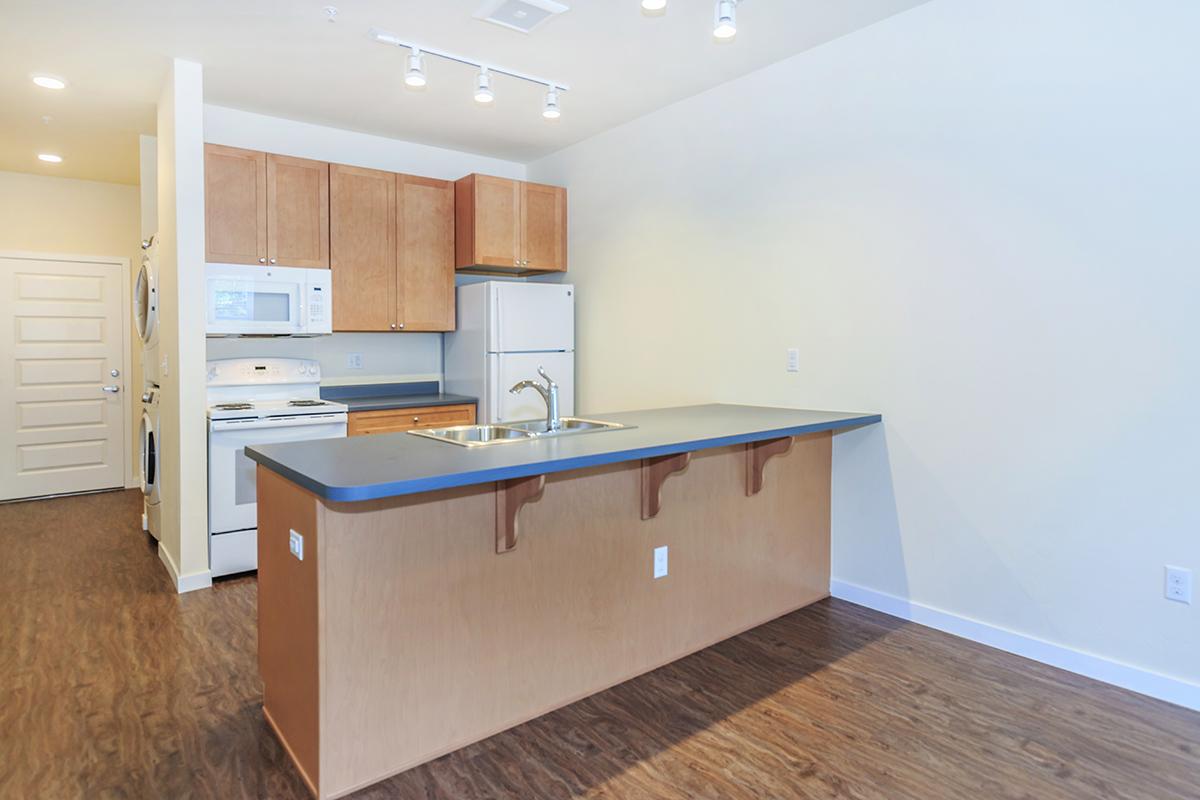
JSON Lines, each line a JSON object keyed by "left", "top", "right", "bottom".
{"left": 248, "top": 409, "right": 882, "bottom": 504}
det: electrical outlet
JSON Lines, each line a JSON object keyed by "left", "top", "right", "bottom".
{"left": 786, "top": 348, "right": 800, "bottom": 373}
{"left": 653, "top": 545, "right": 668, "bottom": 579}
{"left": 347, "top": 353, "right": 363, "bottom": 369}
{"left": 289, "top": 529, "right": 304, "bottom": 561}
{"left": 1165, "top": 566, "right": 1192, "bottom": 604}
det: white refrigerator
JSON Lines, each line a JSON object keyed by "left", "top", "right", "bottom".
{"left": 444, "top": 281, "right": 575, "bottom": 423}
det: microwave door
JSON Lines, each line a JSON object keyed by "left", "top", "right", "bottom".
{"left": 206, "top": 268, "right": 304, "bottom": 335}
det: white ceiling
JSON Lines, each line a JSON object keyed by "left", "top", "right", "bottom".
{"left": 0, "top": 0, "right": 927, "bottom": 185}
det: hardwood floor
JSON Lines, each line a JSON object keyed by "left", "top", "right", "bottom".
{"left": 1, "top": 489, "right": 1196, "bottom": 799}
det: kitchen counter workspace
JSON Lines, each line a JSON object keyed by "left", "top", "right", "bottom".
{"left": 249, "top": 403, "right": 880, "bottom": 800}
{"left": 319, "top": 381, "right": 476, "bottom": 412}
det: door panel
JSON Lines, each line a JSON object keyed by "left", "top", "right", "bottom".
{"left": 205, "top": 144, "right": 267, "bottom": 265}
{"left": 472, "top": 175, "right": 521, "bottom": 268}
{"left": 330, "top": 164, "right": 396, "bottom": 331}
{"left": 267, "top": 154, "right": 330, "bottom": 268}
{"left": 489, "top": 283, "right": 575, "bottom": 353}
{"left": 0, "top": 256, "right": 126, "bottom": 501}
{"left": 490, "top": 352, "right": 575, "bottom": 424}
{"left": 521, "top": 182, "right": 567, "bottom": 272}
{"left": 397, "top": 175, "right": 455, "bottom": 332}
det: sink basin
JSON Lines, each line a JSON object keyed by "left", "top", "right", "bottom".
{"left": 408, "top": 424, "right": 536, "bottom": 447}
{"left": 504, "top": 417, "right": 631, "bottom": 436}
{"left": 409, "top": 418, "right": 632, "bottom": 447}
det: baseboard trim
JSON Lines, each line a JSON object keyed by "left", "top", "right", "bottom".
{"left": 157, "top": 543, "right": 213, "bottom": 594}
{"left": 830, "top": 580, "right": 1200, "bottom": 712}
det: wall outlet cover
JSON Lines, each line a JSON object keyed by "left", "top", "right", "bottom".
{"left": 1165, "top": 565, "right": 1192, "bottom": 604}
{"left": 786, "top": 348, "right": 800, "bottom": 373}
{"left": 653, "top": 545, "right": 668, "bottom": 579}
{"left": 289, "top": 529, "right": 304, "bottom": 561}
{"left": 347, "top": 353, "right": 363, "bottom": 370}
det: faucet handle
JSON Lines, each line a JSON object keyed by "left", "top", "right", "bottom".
{"left": 537, "top": 365, "right": 557, "bottom": 387}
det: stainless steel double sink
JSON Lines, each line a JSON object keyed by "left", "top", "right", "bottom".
{"left": 408, "top": 417, "right": 631, "bottom": 447}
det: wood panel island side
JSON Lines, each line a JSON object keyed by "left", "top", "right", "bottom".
{"left": 246, "top": 404, "right": 881, "bottom": 799}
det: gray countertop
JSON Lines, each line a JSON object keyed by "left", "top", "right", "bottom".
{"left": 246, "top": 404, "right": 881, "bottom": 503}
{"left": 320, "top": 381, "right": 476, "bottom": 412}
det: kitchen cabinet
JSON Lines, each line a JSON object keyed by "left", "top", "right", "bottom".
{"left": 347, "top": 404, "right": 475, "bottom": 437}
{"left": 204, "top": 144, "right": 329, "bottom": 268}
{"left": 455, "top": 174, "right": 567, "bottom": 273}
{"left": 330, "top": 164, "right": 396, "bottom": 331}
{"left": 329, "top": 169, "right": 455, "bottom": 332}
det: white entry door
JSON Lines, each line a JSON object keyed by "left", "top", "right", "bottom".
{"left": 0, "top": 255, "right": 128, "bottom": 502}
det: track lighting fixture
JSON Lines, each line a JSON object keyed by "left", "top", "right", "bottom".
{"left": 542, "top": 87, "right": 561, "bottom": 120}
{"left": 474, "top": 67, "right": 495, "bottom": 104}
{"left": 713, "top": 0, "right": 738, "bottom": 39}
{"left": 404, "top": 48, "right": 427, "bottom": 87}
{"left": 369, "top": 28, "right": 569, "bottom": 120}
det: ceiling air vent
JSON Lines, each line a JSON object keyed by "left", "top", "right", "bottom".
{"left": 474, "top": 0, "right": 569, "bottom": 34}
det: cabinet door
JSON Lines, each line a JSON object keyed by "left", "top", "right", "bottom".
{"left": 266, "top": 154, "right": 330, "bottom": 268}
{"left": 397, "top": 175, "right": 455, "bottom": 332}
{"left": 330, "top": 165, "right": 396, "bottom": 332}
{"left": 461, "top": 174, "right": 521, "bottom": 269}
{"left": 521, "top": 182, "right": 567, "bottom": 272}
{"left": 204, "top": 144, "right": 267, "bottom": 265}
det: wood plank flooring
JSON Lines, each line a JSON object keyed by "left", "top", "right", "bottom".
{"left": 1, "top": 489, "right": 1196, "bottom": 799}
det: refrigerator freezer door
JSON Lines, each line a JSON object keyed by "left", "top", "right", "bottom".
{"left": 488, "top": 282, "right": 574, "bottom": 353}
{"left": 488, "top": 351, "right": 575, "bottom": 423}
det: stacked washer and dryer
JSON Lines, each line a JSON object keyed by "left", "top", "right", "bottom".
{"left": 134, "top": 238, "right": 162, "bottom": 540}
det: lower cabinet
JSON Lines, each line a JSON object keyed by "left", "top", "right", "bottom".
{"left": 347, "top": 404, "right": 476, "bottom": 437}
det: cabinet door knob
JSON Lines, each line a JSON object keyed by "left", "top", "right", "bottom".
{"left": 412, "top": 417, "right": 420, "bottom": 424}
{"left": 390, "top": 323, "right": 396, "bottom": 329}
{"left": 258, "top": 257, "right": 266, "bottom": 264}
{"left": 269, "top": 258, "right": 277, "bottom": 264}
{"left": 398, "top": 322, "right": 405, "bottom": 329}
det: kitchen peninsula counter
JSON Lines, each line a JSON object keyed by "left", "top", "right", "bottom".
{"left": 247, "top": 403, "right": 880, "bottom": 799}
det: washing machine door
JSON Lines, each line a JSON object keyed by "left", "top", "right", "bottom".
{"left": 134, "top": 249, "right": 158, "bottom": 345}
{"left": 139, "top": 408, "right": 159, "bottom": 501}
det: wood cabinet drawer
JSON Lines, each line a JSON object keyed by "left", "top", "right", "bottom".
{"left": 347, "top": 404, "right": 476, "bottom": 437}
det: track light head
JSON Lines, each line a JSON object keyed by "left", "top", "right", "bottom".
{"left": 542, "top": 86, "right": 561, "bottom": 120}
{"left": 405, "top": 48, "right": 427, "bottom": 87}
{"left": 474, "top": 67, "right": 494, "bottom": 104}
{"left": 713, "top": 0, "right": 737, "bottom": 39}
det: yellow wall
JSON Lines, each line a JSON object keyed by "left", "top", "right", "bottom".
{"left": 0, "top": 169, "right": 143, "bottom": 488}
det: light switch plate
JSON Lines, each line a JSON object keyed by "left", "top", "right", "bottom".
{"left": 653, "top": 545, "right": 668, "bottom": 579}
{"left": 786, "top": 348, "right": 800, "bottom": 373}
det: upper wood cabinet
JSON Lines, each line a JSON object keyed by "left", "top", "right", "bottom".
{"left": 204, "top": 144, "right": 330, "bottom": 268}
{"left": 330, "top": 164, "right": 395, "bottom": 332}
{"left": 455, "top": 174, "right": 566, "bottom": 274}
{"left": 204, "top": 145, "right": 267, "bottom": 265}
{"left": 329, "top": 168, "right": 455, "bottom": 332}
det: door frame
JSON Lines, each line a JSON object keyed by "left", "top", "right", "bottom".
{"left": 0, "top": 250, "right": 134, "bottom": 494}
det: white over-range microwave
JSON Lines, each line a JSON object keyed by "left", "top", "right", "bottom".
{"left": 205, "top": 263, "right": 332, "bottom": 336}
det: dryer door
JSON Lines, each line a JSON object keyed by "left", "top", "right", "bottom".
{"left": 139, "top": 408, "right": 159, "bottom": 501}
{"left": 134, "top": 253, "right": 158, "bottom": 345}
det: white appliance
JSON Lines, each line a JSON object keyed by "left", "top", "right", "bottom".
{"left": 205, "top": 263, "right": 332, "bottom": 336}
{"left": 206, "top": 358, "right": 347, "bottom": 577}
{"left": 135, "top": 237, "right": 161, "bottom": 385}
{"left": 139, "top": 385, "right": 162, "bottom": 540}
{"left": 444, "top": 282, "right": 575, "bottom": 423}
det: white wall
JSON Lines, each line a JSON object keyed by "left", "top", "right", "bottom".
{"left": 0, "top": 170, "right": 142, "bottom": 488}
{"left": 157, "top": 60, "right": 210, "bottom": 591}
{"left": 201, "top": 105, "right": 526, "bottom": 383}
{"left": 528, "top": 0, "right": 1200, "bottom": 694}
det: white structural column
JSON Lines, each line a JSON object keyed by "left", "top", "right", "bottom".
{"left": 156, "top": 59, "right": 211, "bottom": 592}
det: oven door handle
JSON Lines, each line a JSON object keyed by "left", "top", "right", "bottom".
{"left": 209, "top": 413, "right": 347, "bottom": 432}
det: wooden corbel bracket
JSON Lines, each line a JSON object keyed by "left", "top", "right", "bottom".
{"left": 641, "top": 452, "right": 692, "bottom": 520}
{"left": 496, "top": 474, "right": 546, "bottom": 554}
{"left": 745, "top": 437, "right": 794, "bottom": 496}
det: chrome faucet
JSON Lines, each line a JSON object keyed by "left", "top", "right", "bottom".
{"left": 509, "top": 366, "right": 561, "bottom": 432}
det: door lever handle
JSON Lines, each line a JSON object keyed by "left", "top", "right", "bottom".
{"left": 102, "top": 385, "right": 121, "bottom": 393}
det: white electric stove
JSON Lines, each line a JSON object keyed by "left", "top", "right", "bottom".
{"left": 206, "top": 358, "right": 347, "bottom": 577}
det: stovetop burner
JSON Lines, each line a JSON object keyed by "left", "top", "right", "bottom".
{"left": 213, "top": 402, "right": 254, "bottom": 411}
{"left": 287, "top": 399, "right": 328, "bottom": 407}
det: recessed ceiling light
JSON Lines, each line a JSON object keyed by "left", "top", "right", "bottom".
{"left": 641, "top": 0, "right": 667, "bottom": 10}
{"left": 38, "top": 153, "right": 63, "bottom": 163}
{"left": 31, "top": 74, "right": 68, "bottom": 90}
